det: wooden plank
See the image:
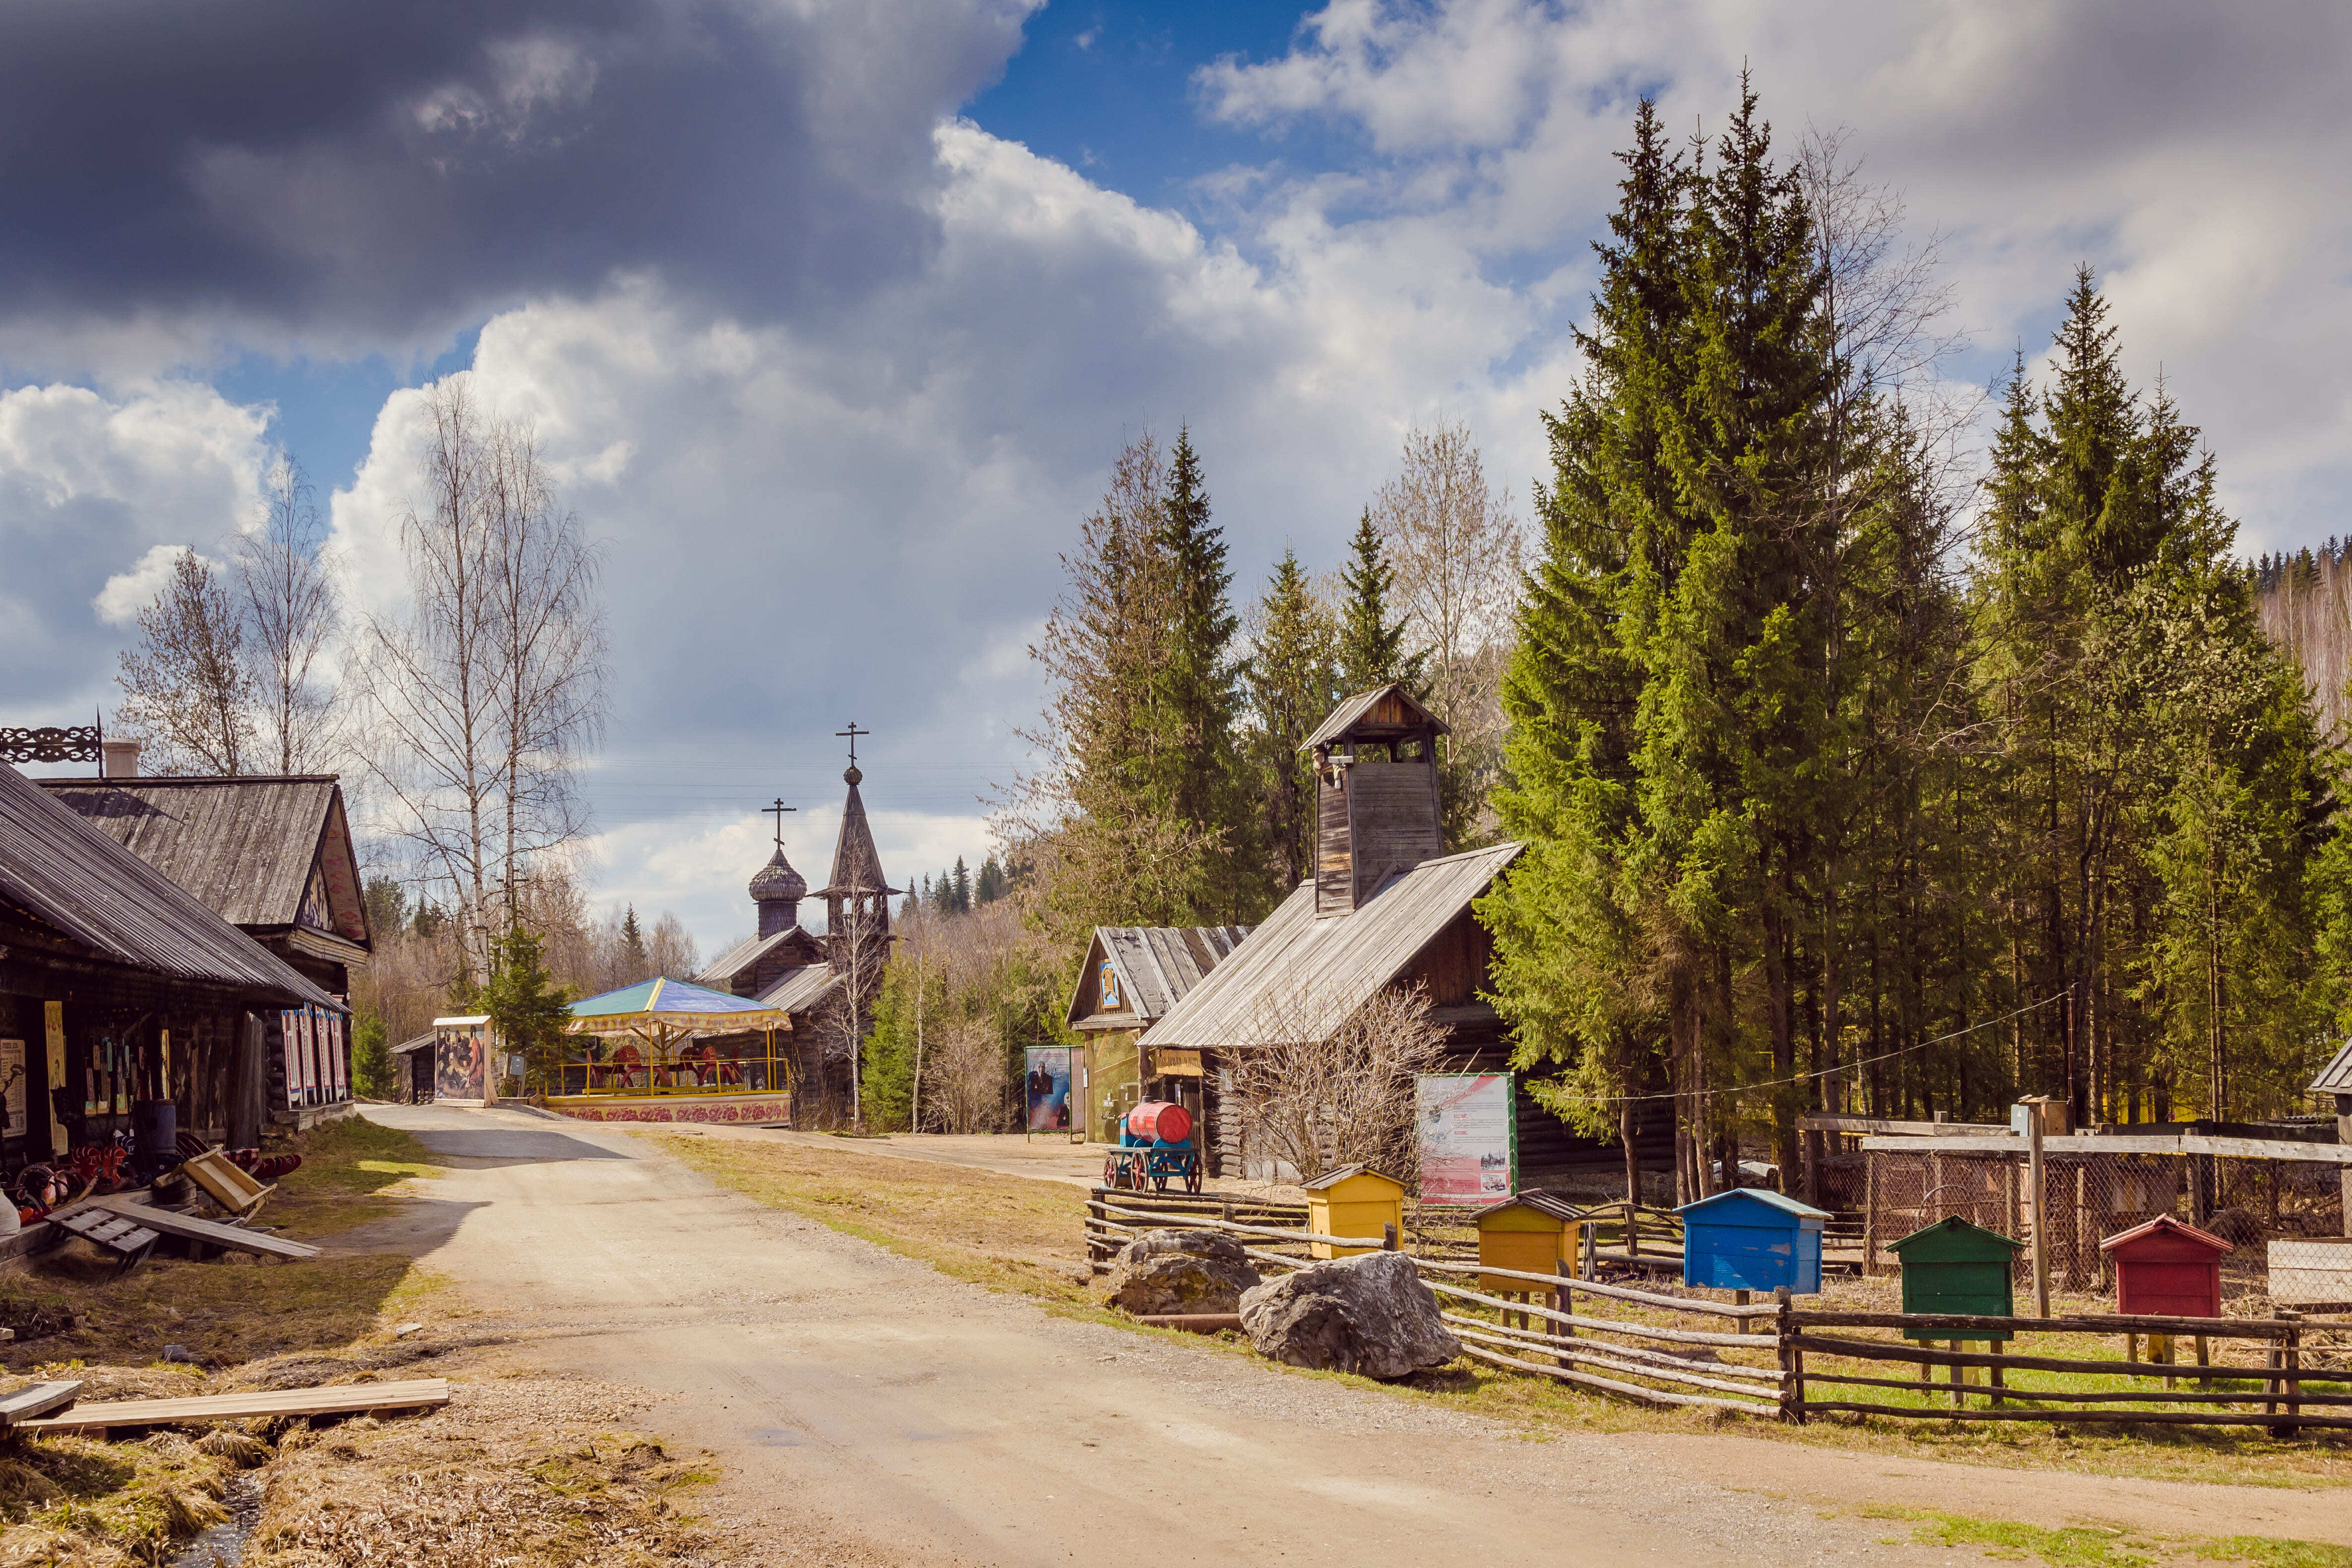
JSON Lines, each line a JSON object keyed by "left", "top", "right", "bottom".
{"left": 1799, "top": 1116, "right": 2010, "bottom": 1137}
{"left": 1798, "top": 1401, "right": 2352, "bottom": 1429}
{"left": 22, "top": 1377, "right": 449, "bottom": 1433}
{"left": 0, "top": 1381, "right": 82, "bottom": 1426}
{"left": 1857, "top": 1133, "right": 2352, "bottom": 1165}
{"left": 85, "top": 1195, "right": 319, "bottom": 1260}
{"left": 1793, "top": 1308, "right": 2293, "bottom": 1338}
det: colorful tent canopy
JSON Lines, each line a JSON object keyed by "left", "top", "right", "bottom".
{"left": 567, "top": 976, "right": 791, "bottom": 1037}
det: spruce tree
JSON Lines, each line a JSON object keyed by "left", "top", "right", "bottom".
{"left": 1245, "top": 547, "right": 1338, "bottom": 889}
{"left": 1336, "top": 508, "right": 1417, "bottom": 693}
{"left": 620, "top": 905, "right": 649, "bottom": 979}
{"left": 952, "top": 856, "right": 972, "bottom": 913}
{"left": 1153, "top": 426, "right": 1258, "bottom": 918}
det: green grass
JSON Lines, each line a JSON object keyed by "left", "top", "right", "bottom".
{"left": 1845, "top": 1507, "right": 2352, "bottom": 1568}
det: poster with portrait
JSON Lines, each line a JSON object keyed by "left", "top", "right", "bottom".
{"left": 1024, "top": 1047, "right": 1073, "bottom": 1132}
{"left": 1416, "top": 1073, "right": 1515, "bottom": 1206}
{"left": 435, "top": 1025, "right": 488, "bottom": 1102}
{"left": 0, "top": 1038, "right": 25, "bottom": 1140}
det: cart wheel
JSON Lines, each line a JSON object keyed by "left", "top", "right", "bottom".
{"left": 1185, "top": 1163, "right": 1203, "bottom": 1195}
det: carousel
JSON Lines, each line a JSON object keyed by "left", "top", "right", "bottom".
{"left": 541, "top": 977, "right": 798, "bottom": 1127}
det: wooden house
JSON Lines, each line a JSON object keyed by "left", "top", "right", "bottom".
{"left": 1678, "top": 1188, "right": 1828, "bottom": 1294}
{"left": 38, "top": 758, "right": 371, "bottom": 1125}
{"left": 1063, "top": 925, "right": 1246, "bottom": 1142}
{"left": 1889, "top": 1215, "right": 2023, "bottom": 1337}
{"left": 2100, "top": 1215, "right": 2231, "bottom": 1318}
{"left": 0, "top": 756, "right": 343, "bottom": 1171}
{"left": 1144, "top": 685, "right": 1587, "bottom": 1179}
{"left": 1301, "top": 1165, "right": 1405, "bottom": 1259}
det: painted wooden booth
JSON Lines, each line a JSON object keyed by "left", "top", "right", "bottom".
{"left": 1302, "top": 1165, "right": 1405, "bottom": 1259}
{"left": 1888, "top": 1215, "right": 2024, "bottom": 1339}
{"left": 1678, "top": 1188, "right": 1828, "bottom": 1294}
{"left": 1475, "top": 1190, "right": 1581, "bottom": 1293}
{"left": 2100, "top": 1215, "right": 2231, "bottom": 1318}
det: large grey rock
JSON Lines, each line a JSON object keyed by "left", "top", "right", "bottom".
{"left": 1237, "top": 1251, "right": 1461, "bottom": 1380}
{"left": 1108, "top": 1229, "right": 1262, "bottom": 1316}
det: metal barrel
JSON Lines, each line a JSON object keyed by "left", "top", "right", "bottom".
{"left": 1126, "top": 1101, "right": 1192, "bottom": 1146}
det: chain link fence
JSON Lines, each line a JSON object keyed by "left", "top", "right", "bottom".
{"left": 1864, "top": 1146, "right": 2351, "bottom": 1306}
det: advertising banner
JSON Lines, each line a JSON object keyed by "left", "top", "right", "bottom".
{"left": 1024, "top": 1047, "right": 1074, "bottom": 1132}
{"left": 1416, "top": 1072, "right": 1515, "bottom": 1206}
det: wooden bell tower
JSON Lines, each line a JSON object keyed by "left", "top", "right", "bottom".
{"left": 1299, "top": 683, "right": 1447, "bottom": 915}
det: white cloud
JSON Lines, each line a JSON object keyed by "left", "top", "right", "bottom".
{"left": 1197, "top": 0, "right": 2352, "bottom": 551}
{"left": 0, "top": 380, "right": 271, "bottom": 722}
{"left": 94, "top": 543, "right": 223, "bottom": 628}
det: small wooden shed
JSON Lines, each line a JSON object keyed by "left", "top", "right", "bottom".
{"left": 1475, "top": 1190, "right": 1581, "bottom": 1294}
{"left": 1678, "top": 1188, "right": 1828, "bottom": 1294}
{"left": 1888, "top": 1215, "right": 2023, "bottom": 1339}
{"left": 2101, "top": 1215, "right": 2231, "bottom": 1318}
{"left": 1302, "top": 1165, "right": 1405, "bottom": 1259}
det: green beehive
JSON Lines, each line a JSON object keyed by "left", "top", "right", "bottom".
{"left": 1887, "top": 1215, "right": 2024, "bottom": 1342}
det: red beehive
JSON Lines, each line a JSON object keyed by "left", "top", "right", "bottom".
{"left": 2100, "top": 1215, "right": 2232, "bottom": 1318}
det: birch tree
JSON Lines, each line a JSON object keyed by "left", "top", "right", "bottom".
{"left": 1370, "top": 422, "right": 1523, "bottom": 846}
{"left": 235, "top": 456, "right": 344, "bottom": 774}
{"left": 358, "top": 375, "right": 606, "bottom": 979}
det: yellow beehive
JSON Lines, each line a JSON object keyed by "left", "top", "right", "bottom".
{"left": 1301, "top": 1166, "right": 1406, "bottom": 1259}
{"left": 1474, "top": 1192, "right": 1582, "bottom": 1294}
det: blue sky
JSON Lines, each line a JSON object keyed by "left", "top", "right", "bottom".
{"left": 6, "top": 0, "right": 2351, "bottom": 956}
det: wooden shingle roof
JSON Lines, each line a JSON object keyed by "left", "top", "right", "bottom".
{"left": 1065, "top": 925, "right": 1248, "bottom": 1030}
{"left": 0, "top": 764, "right": 340, "bottom": 1008}
{"left": 2309, "top": 1039, "right": 2352, "bottom": 1097}
{"left": 1299, "top": 683, "right": 1448, "bottom": 752}
{"left": 37, "top": 776, "right": 367, "bottom": 946}
{"left": 1138, "top": 841, "right": 1521, "bottom": 1050}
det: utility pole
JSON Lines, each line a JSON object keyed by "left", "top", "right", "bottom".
{"left": 2026, "top": 1102, "right": 2050, "bottom": 1317}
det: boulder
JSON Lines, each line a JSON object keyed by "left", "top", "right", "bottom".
{"left": 1237, "top": 1251, "right": 1460, "bottom": 1380}
{"left": 1108, "top": 1229, "right": 1262, "bottom": 1316}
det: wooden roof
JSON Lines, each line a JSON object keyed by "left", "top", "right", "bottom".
{"left": 2099, "top": 1214, "right": 2232, "bottom": 1258}
{"left": 1300, "top": 1163, "right": 1403, "bottom": 1192}
{"left": 755, "top": 961, "right": 840, "bottom": 1015}
{"left": 0, "top": 764, "right": 339, "bottom": 1008}
{"left": 697, "top": 926, "right": 824, "bottom": 989}
{"left": 1299, "top": 683, "right": 1449, "bottom": 752}
{"left": 812, "top": 770, "right": 899, "bottom": 899}
{"left": 1064, "top": 925, "right": 1248, "bottom": 1031}
{"left": 2310, "top": 1038, "right": 2352, "bottom": 1097}
{"left": 1475, "top": 1189, "right": 1582, "bottom": 1223}
{"left": 37, "top": 776, "right": 368, "bottom": 949}
{"left": 1138, "top": 841, "right": 1521, "bottom": 1051}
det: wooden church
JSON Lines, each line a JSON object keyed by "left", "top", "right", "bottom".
{"left": 697, "top": 759, "right": 898, "bottom": 1126}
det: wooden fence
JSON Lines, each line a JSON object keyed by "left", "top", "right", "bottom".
{"left": 1087, "top": 1188, "right": 2350, "bottom": 1437}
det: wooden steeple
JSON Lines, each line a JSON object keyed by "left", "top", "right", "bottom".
{"left": 1299, "top": 683, "right": 1447, "bottom": 915}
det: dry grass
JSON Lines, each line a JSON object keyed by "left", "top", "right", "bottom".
{"left": 242, "top": 1373, "right": 717, "bottom": 1568}
{"left": 0, "top": 1426, "right": 244, "bottom": 1567}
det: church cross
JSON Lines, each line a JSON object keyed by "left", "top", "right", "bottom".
{"left": 762, "top": 798, "right": 796, "bottom": 851}
{"left": 835, "top": 722, "right": 869, "bottom": 768}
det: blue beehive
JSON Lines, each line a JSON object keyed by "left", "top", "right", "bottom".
{"left": 1677, "top": 1188, "right": 1828, "bottom": 1294}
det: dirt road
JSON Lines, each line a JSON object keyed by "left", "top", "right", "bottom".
{"left": 346, "top": 1105, "right": 2347, "bottom": 1566}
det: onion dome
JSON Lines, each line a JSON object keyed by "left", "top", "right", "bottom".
{"left": 749, "top": 847, "right": 807, "bottom": 905}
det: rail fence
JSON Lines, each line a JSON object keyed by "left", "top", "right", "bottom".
{"left": 1088, "top": 1187, "right": 2352, "bottom": 1437}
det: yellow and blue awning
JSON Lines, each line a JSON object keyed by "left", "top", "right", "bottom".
{"left": 566, "top": 976, "right": 791, "bottom": 1036}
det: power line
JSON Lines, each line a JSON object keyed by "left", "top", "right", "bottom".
{"left": 1543, "top": 991, "right": 2070, "bottom": 1107}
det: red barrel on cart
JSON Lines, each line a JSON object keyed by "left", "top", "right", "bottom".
{"left": 1126, "top": 1101, "right": 1192, "bottom": 1145}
